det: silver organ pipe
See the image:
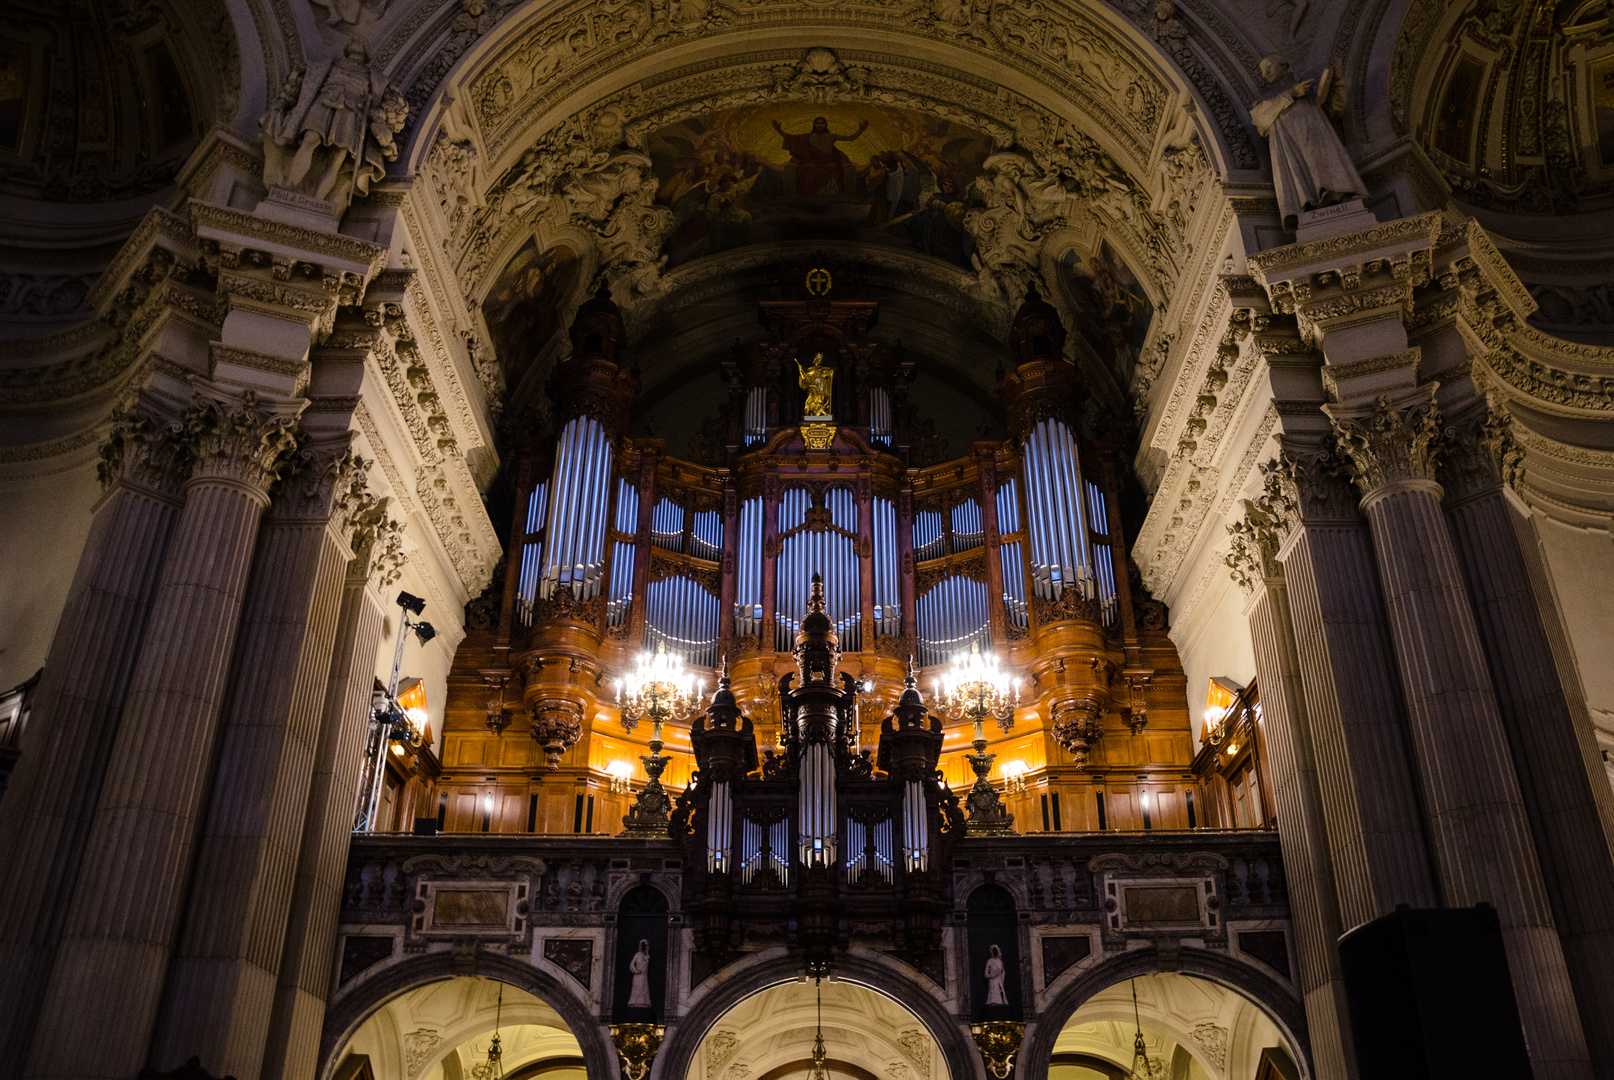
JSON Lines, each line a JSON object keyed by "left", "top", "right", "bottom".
{"left": 902, "top": 780, "right": 928, "bottom": 872}
{"left": 651, "top": 496, "right": 685, "bottom": 552}
{"left": 915, "top": 575, "right": 992, "bottom": 667}
{"left": 799, "top": 740, "right": 837, "bottom": 867}
{"left": 913, "top": 510, "right": 945, "bottom": 561}
{"left": 740, "top": 815, "right": 789, "bottom": 886}
{"left": 643, "top": 574, "right": 719, "bottom": 667}
{"left": 745, "top": 386, "right": 767, "bottom": 446}
{"left": 1022, "top": 418, "right": 1091, "bottom": 601}
{"left": 1086, "top": 479, "right": 1119, "bottom": 625}
{"left": 869, "top": 387, "right": 892, "bottom": 444}
{"left": 515, "top": 480, "right": 549, "bottom": 626}
{"left": 995, "top": 477, "right": 1028, "bottom": 629}
{"left": 735, "top": 497, "right": 763, "bottom": 635}
{"left": 774, "top": 489, "right": 861, "bottom": 652}
{"left": 873, "top": 496, "right": 900, "bottom": 635}
{"left": 846, "top": 815, "right": 894, "bottom": 885}
{"left": 951, "top": 498, "right": 984, "bottom": 551}
{"left": 690, "top": 509, "right": 723, "bottom": 561}
{"left": 541, "top": 417, "right": 613, "bottom": 599}
{"left": 706, "top": 780, "right": 732, "bottom": 873}
{"left": 606, "top": 478, "right": 638, "bottom": 627}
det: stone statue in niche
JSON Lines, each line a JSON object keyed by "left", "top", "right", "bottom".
{"left": 627, "top": 938, "right": 653, "bottom": 1008}
{"left": 984, "top": 944, "right": 1008, "bottom": 1006}
{"left": 261, "top": 40, "right": 408, "bottom": 216}
{"left": 1249, "top": 55, "right": 1365, "bottom": 229}
{"left": 797, "top": 354, "right": 834, "bottom": 418}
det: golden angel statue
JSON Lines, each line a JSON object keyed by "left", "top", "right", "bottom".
{"left": 796, "top": 353, "right": 834, "bottom": 418}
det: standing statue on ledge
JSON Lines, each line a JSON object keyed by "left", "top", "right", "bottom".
{"left": 985, "top": 944, "right": 1008, "bottom": 1006}
{"left": 627, "top": 939, "right": 653, "bottom": 1008}
{"left": 261, "top": 40, "right": 408, "bottom": 216}
{"left": 1249, "top": 55, "right": 1366, "bottom": 229}
{"left": 797, "top": 353, "right": 834, "bottom": 418}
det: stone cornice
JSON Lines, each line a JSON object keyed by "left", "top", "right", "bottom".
{"left": 189, "top": 200, "right": 389, "bottom": 281}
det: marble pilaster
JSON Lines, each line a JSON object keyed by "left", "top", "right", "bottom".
{"left": 1333, "top": 390, "right": 1593, "bottom": 1079}
{"left": 0, "top": 400, "right": 189, "bottom": 1075}
{"left": 1440, "top": 405, "right": 1614, "bottom": 1079}
{"left": 24, "top": 385, "right": 303, "bottom": 1080}
{"left": 259, "top": 521, "right": 392, "bottom": 1080}
{"left": 1265, "top": 446, "right": 1438, "bottom": 928}
{"left": 149, "top": 438, "right": 370, "bottom": 1077}
{"left": 1227, "top": 508, "right": 1357, "bottom": 1080}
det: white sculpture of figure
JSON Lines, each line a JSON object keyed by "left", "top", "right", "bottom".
{"left": 984, "top": 944, "right": 1007, "bottom": 1006}
{"left": 1249, "top": 55, "right": 1366, "bottom": 229}
{"left": 260, "top": 40, "right": 408, "bottom": 216}
{"left": 628, "top": 938, "right": 653, "bottom": 1008}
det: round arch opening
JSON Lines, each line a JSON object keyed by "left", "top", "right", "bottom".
{"left": 1051, "top": 972, "right": 1302, "bottom": 1080}
{"left": 687, "top": 978, "right": 951, "bottom": 1080}
{"left": 332, "top": 976, "right": 585, "bottom": 1080}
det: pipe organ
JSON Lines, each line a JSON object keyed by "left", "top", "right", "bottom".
{"left": 450, "top": 275, "right": 1193, "bottom": 844}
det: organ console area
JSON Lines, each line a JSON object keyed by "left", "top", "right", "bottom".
{"left": 429, "top": 269, "right": 1207, "bottom": 838}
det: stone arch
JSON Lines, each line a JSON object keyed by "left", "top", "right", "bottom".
{"left": 319, "top": 950, "right": 617, "bottom": 1080}
{"left": 651, "top": 949, "right": 986, "bottom": 1080}
{"left": 1015, "top": 947, "right": 1311, "bottom": 1080}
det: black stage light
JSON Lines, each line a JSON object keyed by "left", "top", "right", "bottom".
{"left": 413, "top": 621, "right": 437, "bottom": 645}
{"left": 396, "top": 591, "right": 426, "bottom": 615}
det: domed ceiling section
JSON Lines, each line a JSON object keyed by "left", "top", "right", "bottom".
{"left": 0, "top": 0, "right": 236, "bottom": 204}
{"left": 1393, "top": 0, "right": 1614, "bottom": 341}
{"left": 399, "top": 2, "right": 1230, "bottom": 441}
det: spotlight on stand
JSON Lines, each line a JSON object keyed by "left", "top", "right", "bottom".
{"left": 358, "top": 593, "right": 437, "bottom": 832}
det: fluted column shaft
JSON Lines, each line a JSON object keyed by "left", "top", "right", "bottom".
{"left": 1446, "top": 476, "right": 1614, "bottom": 1079}
{"left": 1337, "top": 397, "right": 1591, "bottom": 1078}
{"left": 1276, "top": 520, "right": 1436, "bottom": 925}
{"left": 0, "top": 410, "right": 186, "bottom": 1075}
{"left": 1242, "top": 574, "right": 1357, "bottom": 1080}
{"left": 260, "top": 556, "right": 387, "bottom": 1080}
{"left": 24, "top": 392, "right": 300, "bottom": 1080}
{"left": 150, "top": 448, "right": 367, "bottom": 1077}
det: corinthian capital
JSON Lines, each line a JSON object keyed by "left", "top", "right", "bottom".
{"left": 98, "top": 398, "right": 189, "bottom": 498}
{"left": 349, "top": 495, "right": 407, "bottom": 588}
{"left": 271, "top": 436, "right": 369, "bottom": 529}
{"left": 182, "top": 388, "right": 304, "bottom": 495}
{"left": 1440, "top": 400, "right": 1525, "bottom": 502}
{"left": 1257, "top": 440, "right": 1359, "bottom": 543}
{"left": 1330, "top": 392, "right": 1443, "bottom": 499}
{"left": 1225, "top": 499, "right": 1283, "bottom": 596}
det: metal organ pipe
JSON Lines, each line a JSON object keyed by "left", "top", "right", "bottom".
{"left": 1023, "top": 418, "right": 1090, "bottom": 601}
{"left": 745, "top": 386, "right": 767, "bottom": 445}
{"left": 707, "top": 780, "right": 731, "bottom": 873}
{"left": 516, "top": 480, "right": 549, "bottom": 626}
{"left": 916, "top": 576, "right": 992, "bottom": 666}
{"left": 607, "top": 478, "right": 638, "bottom": 627}
{"left": 913, "top": 510, "right": 945, "bottom": 561}
{"left": 643, "top": 575, "right": 719, "bottom": 667}
{"left": 735, "top": 497, "right": 763, "bottom": 635}
{"left": 799, "top": 741, "right": 836, "bottom": 867}
{"left": 870, "top": 387, "right": 892, "bottom": 444}
{"left": 903, "top": 780, "right": 928, "bottom": 872}
{"left": 951, "top": 499, "right": 984, "bottom": 551}
{"left": 1086, "top": 480, "right": 1118, "bottom": 625}
{"left": 691, "top": 510, "right": 722, "bottom": 561}
{"left": 873, "top": 496, "right": 900, "bottom": 635}
{"left": 541, "top": 417, "right": 613, "bottom": 599}
{"left": 994, "top": 477, "right": 1028, "bottom": 629}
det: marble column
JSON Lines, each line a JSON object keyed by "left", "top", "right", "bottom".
{"left": 1266, "top": 446, "right": 1437, "bottom": 929}
{"left": 149, "top": 438, "right": 369, "bottom": 1077}
{"left": 1440, "top": 407, "right": 1614, "bottom": 1078}
{"left": 1332, "top": 391, "right": 1592, "bottom": 1079}
{"left": 24, "top": 386, "right": 303, "bottom": 1080}
{"left": 260, "top": 521, "right": 392, "bottom": 1080}
{"left": 0, "top": 399, "right": 189, "bottom": 1075}
{"left": 1227, "top": 508, "right": 1357, "bottom": 1080}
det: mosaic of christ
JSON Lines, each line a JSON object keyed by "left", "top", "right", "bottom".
{"left": 646, "top": 104, "right": 995, "bottom": 270}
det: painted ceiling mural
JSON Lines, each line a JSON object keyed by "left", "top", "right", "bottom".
{"left": 1058, "top": 243, "right": 1154, "bottom": 391}
{"left": 645, "top": 103, "right": 994, "bottom": 271}
{"left": 481, "top": 239, "right": 581, "bottom": 388}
